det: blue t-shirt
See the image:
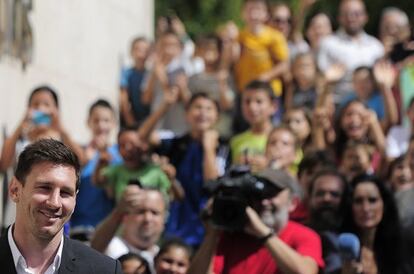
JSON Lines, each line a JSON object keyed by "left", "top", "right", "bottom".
{"left": 157, "top": 134, "right": 229, "bottom": 247}
{"left": 70, "top": 144, "right": 123, "bottom": 228}
{"left": 341, "top": 92, "right": 385, "bottom": 119}
{"left": 120, "top": 67, "right": 149, "bottom": 123}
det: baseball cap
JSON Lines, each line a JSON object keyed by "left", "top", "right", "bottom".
{"left": 254, "top": 168, "right": 300, "bottom": 195}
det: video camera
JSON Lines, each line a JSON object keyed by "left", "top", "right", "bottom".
{"left": 205, "top": 166, "right": 281, "bottom": 231}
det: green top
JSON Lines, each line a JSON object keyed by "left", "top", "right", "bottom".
{"left": 102, "top": 163, "right": 171, "bottom": 201}
{"left": 230, "top": 130, "right": 268, "bottom": 164}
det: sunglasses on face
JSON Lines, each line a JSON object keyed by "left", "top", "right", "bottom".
{"left": 272, "top": 17, "right": 291, "bottom": 24}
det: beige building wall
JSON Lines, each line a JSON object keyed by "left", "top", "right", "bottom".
{"left": 0, "top": 0, "right": 154, "bottom": 144}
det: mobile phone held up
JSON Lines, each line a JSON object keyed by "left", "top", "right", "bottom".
{"left": 32, "top": 110, "right": 51, "bottom": 126}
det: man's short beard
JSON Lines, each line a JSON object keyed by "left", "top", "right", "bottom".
{"left": 260, "top": 207, "right": 289, "bottom": 233}
{"left": 309, "top": 205, "right": 342, "bottom": 232}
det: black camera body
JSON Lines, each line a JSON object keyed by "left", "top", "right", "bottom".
{"left": 206, "top": 166, "right": 279, "bottom": 231}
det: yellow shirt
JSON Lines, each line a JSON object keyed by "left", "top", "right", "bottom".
{"left": 235, "top": 26, "right": 289, "bottom": 96}
{"left": 230, "top": 130, "right": 268, "bottom": 164}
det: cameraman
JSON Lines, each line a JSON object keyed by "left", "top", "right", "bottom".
{"left": 188, "top": 169, "right": 324, "bottom": 274}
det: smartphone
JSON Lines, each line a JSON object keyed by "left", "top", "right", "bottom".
{"left": 128, "top": 178, "right": 143, "bottom": 188}
{"left": 32, "top": 110, "right": 51, "bottom": 126}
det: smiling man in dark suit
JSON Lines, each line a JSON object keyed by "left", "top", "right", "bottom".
{"left": 0, "top": 139, "right": 122, "bottom": 274}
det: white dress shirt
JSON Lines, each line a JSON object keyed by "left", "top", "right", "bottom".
{"left": 317, "top": 29, "right": 384, "bottom": 102}
{"left": 8, "top": 225, "right": 64, "bottom": 274}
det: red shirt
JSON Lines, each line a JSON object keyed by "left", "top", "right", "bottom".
{"left": 213, "top": 221, "right": 324, "bottom": 274}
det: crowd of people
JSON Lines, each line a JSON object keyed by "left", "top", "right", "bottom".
{"left": 1, "top": 0, "right": 414, "bottom": 273}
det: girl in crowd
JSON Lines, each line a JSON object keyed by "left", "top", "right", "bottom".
{"left": 0, "top": 85, "right": 83, "bottom": 171}
{"left": 154, "top": 238, "right": 192, "bottom": 274}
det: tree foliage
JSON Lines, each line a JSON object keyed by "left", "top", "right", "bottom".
{"left": 155, "top": 0, "right": 414, "bottom": 37}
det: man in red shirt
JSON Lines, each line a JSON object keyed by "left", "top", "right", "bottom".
{"left": 188, "top": 168, "right": 324, "bottom": 274}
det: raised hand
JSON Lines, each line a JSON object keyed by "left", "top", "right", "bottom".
{"left": 373, "top": 60, "right": 395, "bottom": 90}
{"left": 324, "top": 63, "right": 346, "bottom": 84}
{"left": 202, "top": 129, "right": 219, "bottom": 152}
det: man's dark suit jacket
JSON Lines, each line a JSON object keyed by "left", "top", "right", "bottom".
{"left": 0, "top": 233, "right": 123, "bottom": 274}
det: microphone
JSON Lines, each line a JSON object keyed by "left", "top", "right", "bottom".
{"left": 338, "top": 233, "right": 360, "bottom": 261}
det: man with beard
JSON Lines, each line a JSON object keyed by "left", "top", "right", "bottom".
{"left": 0, "top": 139, "right": 122, "bottom": 273}
{"left": 90, "top": 186, "right": 166, "bottom": 272}
{"left": 188, "top": 168, "right": 324, "bottom": 274}
{"left": 307, "top": 169, "right": 349, "bottom": 274}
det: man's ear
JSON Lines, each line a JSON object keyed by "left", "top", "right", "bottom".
{"left": 288, "top": 194, "right": 300, "bottom": 214}
{"left": 9, "top": 177, "right": 22, "bottom": 203}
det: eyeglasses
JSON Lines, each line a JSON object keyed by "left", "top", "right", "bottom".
{"left": 272, "top": 17, "right": 291, "bottom": 25}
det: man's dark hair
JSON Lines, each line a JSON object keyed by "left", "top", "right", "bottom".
{"left": 15, "top": 139, "right": 80, "bottom": 190}
{"left": 88, "top": 98, "right": 114, "bottom": 117}
{"left": 185, "top": 92, "right": 220, "bottom": 113}
{"left": 28, "top": 85, "right": 59, "bottom": 108}
{"left": 308, "top": 168, "right": 349, "bottom": 200}
{"left": 298, "top": 149, "right": 336, "bottom": 178}
{"left": 243, "top": 80, "right": 275, "bottom": 101}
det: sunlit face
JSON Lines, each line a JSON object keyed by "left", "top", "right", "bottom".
{"left": 186, "top": 97, "right": 219, "bottom": 134}
{"left": 118, "top": 131, "right": 147, "bottom": 165}
{"left": 266, "top": 129, "right": 296, "bottom": 169}
{"left": 259, "top": 189, "right": 292, "bottom": 233}
{"left": 131, "top": 40, "right": 151, "bottom": 64}
{"left": 341, "top": 102, "right": 367, "bottom": 140}
{"left": 390, "top": 159, "right": 414, "bottom": 192}
{"left": 242, "top": 1, "right": 269, "bottom": 27}
{"left": 242, "top": 90, "right": 275, "bottom": 126}
{"left": 88, "top": 106, "right": 115, "bottom": 138}
{"left": 270, "top": 5, "right": 291, "bottom": 37}
{"left": 160, "top": 34, "right": 181, "bottom": 60}
{"left": 123, "top": 190, "right": 165, "bottom": 250}
{"left": 352, "top": 69, "right": 375, "bottom": 100}
{"left": 10, "top": 162, "right": 77, "bottom": 241}
{"left": 341, "top": 145, "right": 371, "bottom": 176}
{"left": 352, "top": 182, "right": 384, "bottom": 230}
{"left": 155, "top": 246, "right": 190, "bottom": 274}
{"left": 310, "top": 175, "right": 344, "bottom": 210}
{"left": 338, "top": 0, "right": 367, "bottom": 36}
{"left": 292, "top": 55, "right": 317, "bottom": 86}
{"left": 284, "top": 110, "right": 311, "bottom": 142}
{"left": 306, "top": 13, "right": 332, "bottom": 49}
{"left": 199, "top": 42, "right": 220, "bottom": 66}
{"left": 29, "top": 90, "right": 58, "bottom": 114}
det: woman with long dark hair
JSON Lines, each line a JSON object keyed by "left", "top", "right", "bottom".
{"left": 341, "top": 174, "right": 413, "bottom": 274}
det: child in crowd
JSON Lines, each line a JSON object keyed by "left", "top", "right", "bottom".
{"left": 70, "top": 99, "right": 122, "bottom": 237}
{"left": 341, "top": 61, "right": 398, "bottom": 133}
{"left": 388, "top": 154, "right": 414, "bottom": 192}
{"left": 283, "top": 107, "right": 312, "bottom": 153}
{"left": 265, "top": 126, "right": 298, "bottom": 175}
{"left": 94, "top": 126, "right": 171, "bottom": 201}
{"left": 230, "top": 80, "right": 276, "bottom": 165}
{"left": 305, "top": 12, "right": 333, "bottom": 53}
{"left": 118, "top": 253, "right": 150, "bottom": 274}
{"left": 119, "top": 37, "right": 151, "bottom": 127}
{"left": 285, "top": 52, "right": 318, "bottom": 111}
{"left": 189, "top": 34, "right": 235, "bottom": 138}
{"left": 141, "top": 30, "right": 193, "bottom": 136}
{"left": 340, "top": 141, "right": 374, "bottom": 182}
{"left": 144, "top": 92, "right": 229, "bottom": 248}
{"left": 333, "top": 99, "right": 386, "bottom": 162}
{"left": 0, "top": 85, "right": 83, "bottom": 171}
{"left": 225, "top": 0, "right": 288, "bottom": 132}
{"left": 154, "top": 238, "right": 192, "bottom": 274}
